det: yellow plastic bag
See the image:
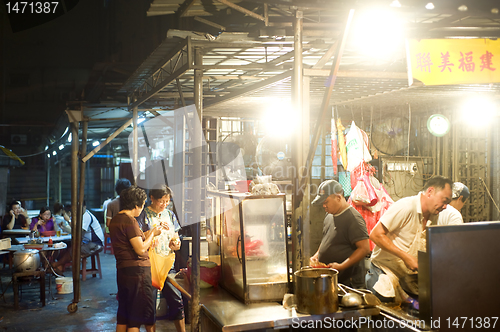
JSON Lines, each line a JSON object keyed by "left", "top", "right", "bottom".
{"left": 149, "top": 251, "right": 175, "bottom": 290}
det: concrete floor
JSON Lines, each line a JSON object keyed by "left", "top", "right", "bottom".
{"left": 0, "top": 251, "right": 187, "bottom": 332}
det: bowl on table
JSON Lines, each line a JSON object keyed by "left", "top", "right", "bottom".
{"left": 41, "top": 230, "right": 56, "bottom": 237}
{"left": 24, "top": 243, "right": 45, "bottom": 250}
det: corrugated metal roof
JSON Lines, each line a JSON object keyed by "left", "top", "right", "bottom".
{"left": 80, "top": 0, "right": 500, "bottom": 142}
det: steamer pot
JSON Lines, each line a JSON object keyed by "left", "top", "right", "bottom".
{"left": 294, "top": 267, "right": 339, "bottom": 315}
{"left": 14, "top": 249, "right": 41, "bottom": 272}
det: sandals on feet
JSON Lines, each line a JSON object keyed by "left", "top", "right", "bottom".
{"left": 51, "top": 264, "right": 65, "bottom": 276}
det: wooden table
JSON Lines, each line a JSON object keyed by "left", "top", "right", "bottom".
{"left": 16, "top": 234, "right": 71, "bottom": 244}
{"left": 2, "top": 229, "right": 31, "bottom": 236}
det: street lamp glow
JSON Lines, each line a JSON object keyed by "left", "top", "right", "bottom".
{"left": 461, "top": 98, "right": 496, "bottom": 127}
{"left": 350, "top": 9, "right": 404, "bottom": 59}
{"left": 390, "top": 0, "right": 401, "bottom": 8}
{"left": 262, "top": 99, "right": 297, "bottom": 138}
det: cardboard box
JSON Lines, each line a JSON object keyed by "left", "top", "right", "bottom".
{"left": 0, "top": 238, "right": 12, "bottom": 250}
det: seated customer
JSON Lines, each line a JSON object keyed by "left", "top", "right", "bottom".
{"left": 2, "top": 200, "right": 29, "bottom": 231}
{"left": 81, "top": 203, "right": 104, "bottom": 255}
{"left": 51, "top": 203, "right": 104, "bottom": 275}
{"left": 30, "top": 207, "right": 55, "bottom": 232}
{"left": 53, "top": 202, "right": 72, "bottom": 233}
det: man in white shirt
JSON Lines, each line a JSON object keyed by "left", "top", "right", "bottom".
{"left": 437, "top": 182, "right": 470, "bottom": 225}
{"left": 82, "top": 206, "right": 104, "bottom": 246}
{"left": 366, "top": 176, "right": 452, "bottom": 304}
{"left": 51, "top": 202, "right": 106, "bottom": 274}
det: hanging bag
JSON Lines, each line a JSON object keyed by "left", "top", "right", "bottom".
{"left": 345, "top": 121, "right": 372, "bottom": 172}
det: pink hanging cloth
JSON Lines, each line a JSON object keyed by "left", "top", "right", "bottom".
{"left": 331, "top": 118, "right": 337, "bottom": 175}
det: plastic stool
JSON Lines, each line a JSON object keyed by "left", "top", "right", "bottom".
{"left": 81, "top": 252, "right": 102, "bottom": 281}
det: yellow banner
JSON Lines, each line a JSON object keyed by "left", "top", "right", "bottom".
{"left": 406, "top": 39, "right": 500, "bottom": 86}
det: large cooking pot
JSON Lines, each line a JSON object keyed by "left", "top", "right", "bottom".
{"left": 294, "top": 267, "right": 339, "bottom": 315}
{"left": 14, "top": 249, "right": 41, "bottom": 273}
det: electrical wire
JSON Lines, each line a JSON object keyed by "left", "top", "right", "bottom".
{"left": 479, "top": 177, "right": 500, "bottom": 215}
{"left": 0, "top": 130, "right": 71, "bottom": 159}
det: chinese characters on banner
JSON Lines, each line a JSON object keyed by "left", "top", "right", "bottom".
{"left": 406, "top": 39, "right": 500, "bottom": 86}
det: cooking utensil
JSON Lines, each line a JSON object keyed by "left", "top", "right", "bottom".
{"left": 342, "top": 284, "right": 382, "bottom": 306}
{"left": 338, "top": 284, "right": 362, "bottom": 307}
{"left": 14, "top": 249, "right": 41, "bottom": 272}
{"left": 294, "top": 267, "right": 339, "bottom": 315}
{"left": 167, "top": 275, "right": 192, "bottom": 300}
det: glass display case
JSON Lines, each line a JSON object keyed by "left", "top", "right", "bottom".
{"left": 206, "top": 191, "right": 290, "bottom": 304}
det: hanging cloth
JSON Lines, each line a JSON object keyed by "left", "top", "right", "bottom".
{"left": 336, "top": 118, "right": 348, "bottom": 170}
{"left": 331, "top": 118, "right": 338, "bottom": 175}
{"left": 345, "top": 121, "right": 372, "bottom": 172}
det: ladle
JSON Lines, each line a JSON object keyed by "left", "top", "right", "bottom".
{"left": 342, "top": 284, "right": 382, "bottom": 306}
{"left": 338, "top": 284, "right": 362, "bottom": 307}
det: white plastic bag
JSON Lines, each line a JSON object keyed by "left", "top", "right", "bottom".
{"left": 345, "top": 121, "right": 372, "bottom": 172}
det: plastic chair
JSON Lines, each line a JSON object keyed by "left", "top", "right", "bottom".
{"left": 103, "top": 233, "right": 113, "bottom": 255}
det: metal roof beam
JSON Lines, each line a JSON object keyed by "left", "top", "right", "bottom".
{"left": 82, "top": 119, "right": 133, "bottom": 162}
{"left": 312, "top": 40, "right": 338, "bottom": 69}
{"left": 128, "top": 39, "right": 193, "bottom": 110}
{"left": 204, "top": 70, "right": 291, "bottom": 109}
{"left": 216, "top": 0, "right": 267, "bottom": 24}
{"left": 332, "top": 84, "right": 421, "bottom": 105}
{"left": 177, "top": 0, "right": 196, "bottom": 18}
{"left": 303, "top": 69, "right": 408, "bottom": 79}
{"left": 194, "top": 16, "right": 227, "bottom": 31}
